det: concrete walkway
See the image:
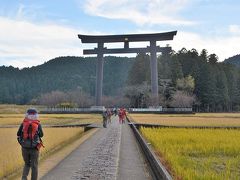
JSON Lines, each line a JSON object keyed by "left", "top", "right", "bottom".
{"left": 41, "top": 117, "right": 151, "bottom": 180}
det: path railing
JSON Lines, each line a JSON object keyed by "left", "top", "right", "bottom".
{"left": 134, "top": 123, "right": 240, "bottom": 130}
{"left": 128, "top": 107, "right": 193, "bottom": 114}
{"left": 40, "top": 106, "right": 105, "bottom": 114}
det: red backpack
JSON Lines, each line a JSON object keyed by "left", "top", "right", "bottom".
{"left": 19, "top": 119, "right": 40, "bottom": 148}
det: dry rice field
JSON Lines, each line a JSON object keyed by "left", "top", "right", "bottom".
{"left": 129, "top": 113, "right": 240, "bottom": 127}
{"left": 0, "top": 113, "right": 101, "bottom": 179}
{"left": 141, "top": 127, "right": 240, "bottom": 180}
{"left": 0, "top": 114, "right": 101, "bottom": 126}
{"left": 130, "top": 113, "right": 240, "bottom": 179}
{"left": 0, "top": 104, "right": 43, "bottom": 114}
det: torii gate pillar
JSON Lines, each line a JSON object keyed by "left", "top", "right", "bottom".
{"left": 150, "top": 40, "right": 158, "bottom": 100}
{"left": 96, "top": 42, "right": 104, "bottom": 106}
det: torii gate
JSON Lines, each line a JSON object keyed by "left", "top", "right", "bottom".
{"left": 78, "top": 31, "right": 177, "bottom": 106}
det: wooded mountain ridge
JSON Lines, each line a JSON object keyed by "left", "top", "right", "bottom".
{"left": 0, "top": 56, "right": 134, "bottom": 104}
{"left": 224, "top": 54, "right": 240, "bottom": 67}
{"left": 1, "top": 50, "right": 240, "bottom": 112}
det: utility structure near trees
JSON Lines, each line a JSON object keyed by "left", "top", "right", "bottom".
{"left": 78, "top": 31, "right": 177, "bottom": 106}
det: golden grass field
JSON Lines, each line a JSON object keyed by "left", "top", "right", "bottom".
{"left": 0, "top": 114, "right": 101, "bottom": 126}
{"left": 129, "top": 113, "right": 240, "bottom": 127}
{"left": 130, "top": 113, "right": 240, "bottom": 179}
{"left": 141, "top": 127, "right": 240, "bottom": 180}
{"left": 0, "top": 104, "right": 43, "bottom": 114}
{"left": 0, "top": 110, "right": 102, "bottom": 179}
{"left": 0, "top": 104, "right": 102, "bottom": 126}
{"left": 0, "top": 127, "right": 84, "bottom": 179}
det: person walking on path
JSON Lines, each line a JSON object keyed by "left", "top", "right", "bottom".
{"left": 118, "top": 108, "right": 124, "bottom": 124}
{"left": 17, "top": 108, "right": 44, "bottom": 180}
{"left": 113, "top": 107, "right": 118, "bottom": 116}
{"left": 106, "top": 108, "right": 112, "bottom": 124}
{"left": 122, "top": 108, "right": 127, "bottom": 124}
{"left": 102, "top": 110, "right": 108, "bottom": 128}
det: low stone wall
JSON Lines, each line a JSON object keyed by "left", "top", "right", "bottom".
{"left": 134, "top": 123, "right": 240, "bottom": 130}
{"left": 40, "top": 107, "right": 103, "bottom": 114}
{"left": 128, "top": 107, "right": 193, "bottom": 114}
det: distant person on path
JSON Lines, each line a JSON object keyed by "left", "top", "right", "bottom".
{"left": 17, "top": 108, "right": 44, "bottom": 180}
{"left": 106, "top": 108, "right": 112, "bottom": 124}
{"left": 122, "top": 108, "right": 127, "bottom": 123}
{"left": 118, "top": 108, "right": 124, "bottom": 124}
{"left": 113, "top": 108, "right": 118, "bottom": 116}
{"left": 102, "top": 110, "right": 108, "bottom": 128}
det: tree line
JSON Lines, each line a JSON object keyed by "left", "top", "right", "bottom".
{"left": 0, "top": 50, "right": 240, "bottom": 112}
{"left": 126, "top": 49, "right": 240, "bottom": 112}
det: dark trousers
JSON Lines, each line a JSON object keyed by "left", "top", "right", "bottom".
{"left": 21, "top": 147, "right": 39, "bottom": 180}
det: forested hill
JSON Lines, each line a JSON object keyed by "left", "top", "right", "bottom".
{"left": 2, "top": 50, "right": 240, "bottom": 112}
{"left": 0, "top": 56, "right": 135, "bottom": 104}
{"left": 224, "top": 54, "right": 240, "bottom": 67}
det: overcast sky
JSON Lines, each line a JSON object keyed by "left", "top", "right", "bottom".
{"left": 0, "top": 0, "right": 240, "bottom": 68}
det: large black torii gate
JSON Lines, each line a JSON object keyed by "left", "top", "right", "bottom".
{"left": 78, "top": 31, "right": 177, "bottom": 106}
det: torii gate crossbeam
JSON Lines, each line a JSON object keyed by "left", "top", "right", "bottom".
{"left": 78, "top": 31, "right": 177, "bottom": 106}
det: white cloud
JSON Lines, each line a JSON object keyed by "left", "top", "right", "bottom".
{"left": 229, "top": 25, "right": 240, "bottom": 34}
{"left": 170, "top": 31, "right": 240, "bottom": 61}
{"left": 124, "top": 29, "right": 240, "bottom": 61}
{"left": 83, "top": 0, "right": 194, "bottom": 26}
{"left": 0, "top": 15, "right": 238, "bottom": 69}
{"left": 16, "top": 4, "right": 25, "bottom": 19}
{"left": 0, "top": 16, "right": 86, "bottom": 68}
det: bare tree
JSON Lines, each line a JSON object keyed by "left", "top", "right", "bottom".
{"left": 102, "top": 96, "right": 116, "bottom": 107}
{"left": 37, "top": 89, "right": 94, "bottom": 107}
{"left": 147, "top": 94, "right": 159, "bottom": 107}
{"left": 170, "top": 91, "right": 196, "bottom": 107}
{"left": 67, "top": 90, "right": 94, "bottom": 107}
{"left": 124, "top": 82, "right": 151, "bottom": 107}
{"left": 38, "top": 91, "right": 66, "bottom": 107}
{"left": 116, "top": 96, "right": 130, "bottom": 107}
{"left": 101, "top": 95, "right": 130, "bottom": 108}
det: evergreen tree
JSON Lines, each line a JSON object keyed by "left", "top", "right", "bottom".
{"left": 215, "top": 67, "right": 229, "bottom": 111}
{"left": 127, "top": 53, "right": 150, "bottom": 85}
{"left": 200, "top": 49, "right": 208, "bottom": 62}
{"left": 169, "top": 54, "right": 183, "bottom": 84}
{"left": 158, "top": 54, "right": 172, "bottom": 79}
{"left": 208, "top": 53, "right": 218, "bottom": 64}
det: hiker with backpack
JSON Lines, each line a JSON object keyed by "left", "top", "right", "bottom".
{"left": 17, "top": 108, "right": 44, "bottom": 180}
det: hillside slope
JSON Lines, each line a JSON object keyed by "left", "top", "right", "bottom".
{"left": 0, "top": 56, "right": 135, "bottom": 104}
{"left": 224, "top": 54, "right": 240, "bottom": 67}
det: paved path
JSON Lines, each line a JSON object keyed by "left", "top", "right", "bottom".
{"left": 41, "top": 117, "right": 151, "bottom": 180}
